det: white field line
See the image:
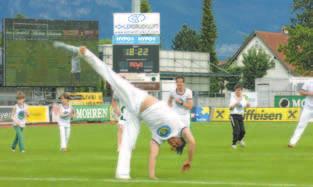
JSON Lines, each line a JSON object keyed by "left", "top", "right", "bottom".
{"left": 0, "top": 177, "right": 312, "bottom": 187}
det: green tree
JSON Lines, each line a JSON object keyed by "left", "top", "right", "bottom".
{"left": 98, "top": 38, "right": 112, "bottom": 45}
{"left": 141, "top": 0, "right": 152, "bottom": 13}
{"left": 280, "top": 25, "right": 313, "bottom": 74}
{"left": 15, "top": 13, "right": 27, "bottom": 19}
{"left": 0, "top": 32, "right": 2, "bottom": 47}
{"left": 171, "top": 25, "right": 201, "bottom": 51}
{"left": 291, "top": 0, "right": 313, "bottom": 27}
{"left": 279, "top": 0, "right": 313, "bottom": 75}
{"left": 224, "top": 66, "right": 242, "bottom": 91}
{"left": 241, "top": 48, "right": 274, "bottom": 90}
{"left": 200, "top": 0, "right": 218, "bottom": 93}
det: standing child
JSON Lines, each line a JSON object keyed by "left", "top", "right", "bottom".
{"left": 229, "top": 84, "right": 250, "bottom": 149}
{"left": 11, "top": 91, "right": 29, "bottom": 153}
{"left": 56, "top": 93, "right": 75, "bottom": 152}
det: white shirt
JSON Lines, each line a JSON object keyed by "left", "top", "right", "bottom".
{"left": 170, "top": 88, "right": 193, "bottom": 116}
{"left": 58, "top": 104, "right": 74, "bottom": 127}
{"left": 140, "top": 102, "right": 186, "bottom": 144}
{"left": 13, "top": 104, "right": 28, "bottom": 127}
{"left": 302, "top": 81, "right": 313, "bottom": 108}
{"left": 229, "top": 95, "right": 248, "bottom": 115}
{"left": 71, "top": 55, "right": 81, "bottom": 73}
{"left": 113, "top": 93, "right": 129, "bottom": 122}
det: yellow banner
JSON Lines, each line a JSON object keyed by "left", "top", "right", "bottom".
{"left": 211, "top": 108, "right": 301, "bottom": 122}
{"left": 69, "top": 100, "right": 103, "bottom": 105}
{"left": 27, "top": 106, "right": 49, "bottom": 123}
{"left": 69, "top": 92, "right": 103, "bottom": 105}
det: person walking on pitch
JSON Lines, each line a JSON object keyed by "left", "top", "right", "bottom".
{"left": 289, "top": 80, "right": 313, "bottom": 148}
{"left": 11, "top": 91, "right": 29, "bottom": 153}
{"left": 229, "top": 84, "right": 250, "bottom": 149}
{"left": 168, "top": 76, "right": 193, "bottom": 128}
{"left": 53, "top": 92, "right": 76, "bottom": 152}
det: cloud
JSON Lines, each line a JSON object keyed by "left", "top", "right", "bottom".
{"left": 217, "top": 43, "right": 241, "bottom": 59}
{"left": 72, "top": 0, "right": 84, "bottom": 6}
{"left": 95, "top": 0, "right": 123, "bottom": 9}
{"left": 58, "top": 8, "right": 72, "bottom": 18}
{"left": 9, "top": 0, "right": 23, "bottom": 16}
{"left": 76, "top": 7, "right": 91, "bottom": 16}
{"left": 236, "top": 30, "right": 249, "bottom": 37}
{"left": 39, "top": 12, "right": 51, "bottom": 19}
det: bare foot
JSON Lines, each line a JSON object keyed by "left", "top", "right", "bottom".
{"left": 149, "top": 176, "right": 158, "bottom": 180}
{"left": 79, "top": 46, "right": 86, "bottom": 55}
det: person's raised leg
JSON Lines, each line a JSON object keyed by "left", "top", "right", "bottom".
{"left": 53, "top": 42, "right": 147, "bottom": 116}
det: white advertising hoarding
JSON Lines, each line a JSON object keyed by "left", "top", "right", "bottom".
{"left": 114, "top": 13, "right": 160, "bottom": 35}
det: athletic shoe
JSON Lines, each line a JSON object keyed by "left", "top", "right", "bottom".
{"left": 61, "top": 148, "right": 67, "bottom": 152}
{"left": 288, "top": 144, "right": 295, "bottom": 148}
{"left": 231, "top": 145, "right": 237, "bottom": 149}
{"left": 239, "top": 140, "right": 246, "bottom": 147}
{"left": 11, "top": 148, "right": 16, "bottom": 152}
{"left": 21, "top": 150, "right": 25, "bottom": 153}
{"left": 115, "top": 174, "right": 131, "bottom": 180}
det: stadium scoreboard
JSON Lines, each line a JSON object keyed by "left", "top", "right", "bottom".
{"left": 2, "top": 18, "right": 100, "bottom": 87}
{"left": 112, "top": 35, "right": 160, "bottom": 91}
{"left": 113, "top": 45, "right": 159, "bottom": 73}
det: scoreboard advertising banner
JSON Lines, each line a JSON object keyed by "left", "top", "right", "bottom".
{"left": 211, "top": 108, "right": 301, "bottom": 122}
{"left": 113, "top": 13, "right": 160, "bottom": 35}
{"left": 112, "top": 13, "right": 160, "bottom": 91}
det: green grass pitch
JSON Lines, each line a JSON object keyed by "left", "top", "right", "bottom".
{"left": 0, "top": 122, "right": 313, "bottom": 187}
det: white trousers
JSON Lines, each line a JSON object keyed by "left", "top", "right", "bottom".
{"left": 178, "top": 114, "right": 191, "bottom": 128}
{"left": 115, "top": 114, "right": 140, "bottom": 178}
{"left": 79, "top": 48, "right": 145, "bottom": 178}
{"left": 59, "top": 125, "right": 71, "bottom": 149}
{"left": 289, "top": 107, "right": 313, "bottom": 145}
{"left": 81, "top": 49, "right": 147, "bottom": 116}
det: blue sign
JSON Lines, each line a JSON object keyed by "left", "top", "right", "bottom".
{"left": 112, "top": 35, "right": 160, "bottom": 45}
{"left": 191, "top": 106, "right": 210, "bottom": 122}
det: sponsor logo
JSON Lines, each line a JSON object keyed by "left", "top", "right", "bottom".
{"left": 212, "top": 108, "right": 300, "bottom": 122}
{"left": 17, "top": 111, "right": 25, "bottom": 120}
{"left": 112, "top": 35, "right": 160, "bottom": 45}
{"left": 128, "top": 14, "right": 146, "bottom": 23}
{"left": 115, "top": 24, "right": 159, "bottom": 30}
{"left": 76, "top": 108, "right": 108, "bottom": 119}
{"left": 288, "top": 110, "right": 298, "bottom": 120}
{"left": 0, "top": 112, "right": 11, "bottom": 120}
{"left": 244, "top": 109, "right": 282, "bottom": 120}
{"left": 60, "top": 111, "right": 70, "bottom": 120}
{"left": 215, "top": 110, "right": 225, "bottom": 119}
{"left": 275, "top": 96, "right": 305, "bottom": 108}
{"left": 157, "top": 125, "right": 172, "bottom": 138}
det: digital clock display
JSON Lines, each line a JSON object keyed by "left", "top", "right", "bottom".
{"left": 124, "top": 47, "right": 149, "bottom": 56}
{"left": 113, "top": 45, "right": 159, "bottom": 73}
